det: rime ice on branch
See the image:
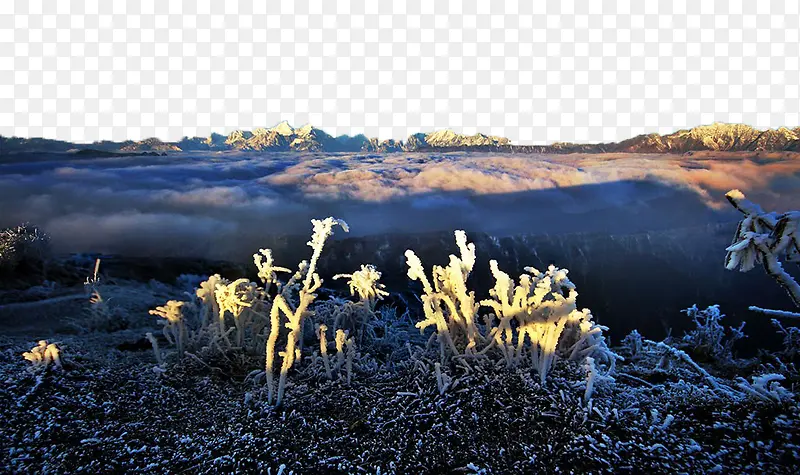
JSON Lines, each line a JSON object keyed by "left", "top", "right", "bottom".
{"left": 724, "top": 189, "right": 800, "bottom": 318}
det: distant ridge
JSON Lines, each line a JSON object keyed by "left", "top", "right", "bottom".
{"left": 2, "top": 122, "right": 800, "bottom": 154}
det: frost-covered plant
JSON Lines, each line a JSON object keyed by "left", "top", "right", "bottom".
{"left": 73, "top": 259, "right": 127, "bottom": 332}
{"left": 345, "top": 331, "right": 355, "bottom": 385}
{"left": 644, "top": 339, "right": 732, "bottom": 394}
{"left": 405, "top": 230, "right": 482, "bottom": 360}
{"left": 151, "top": 271, "right": 271, "bottom": 367}
{"left": 301, "top": 265, "right": 391, "bottom": 356}
{"left": 315, "top": 324, "right": 357, "bottom": 384}
{"left": 146, "top": 332, "right": 165, "bottom": 368}
{"left": 724, "top": 189, "right": 800, "bottom": 317}
{"left": 196, "top": 273, "right": 225, "bottom": 328}
{"left": 317, "top": 323, "right": 332, "bottom": 379}
{"left": 265, "top": 217, "right": 348, "bottom": 405}
{"left": 406, "top": 230, "right": 619, "bottom": 385}
{"left": 253, "top": 248, "right": 292, "bottom": 292}
{"left": 434, "top": 362, "right": 451, "bottom": 395}
{"left": 326, "top": 264, "right": 390, "bottom": 345}
{"left": 647, "top": 410, "right": 675, "bottom": 434}
{"left": 315, "top": 297, "right": 417, "bottom": 365}
{"left": 583, "top": 356, "right": 614, "bottom": 402}
{"left": 215, "top": 278, "right": 264, "bottom": 348}
{"left": 724, "top": 189, "right": 800, "bottom": 370}
{"left": 335, "top": 329, "right": 347, "bottom": 375}
{"left": 84, "top": 258, "right": 101, "bottom": 288}
{"left": 77, "top": 287, "right": 123, "bottom": 332}
{"left": 149, "top": 300, "right": 188, "bottom": 357}
{"left": 148, "top": 217, "right": 350, "bottom": 405}
{"left": 481, "top": 260, "right": 619, "bottom": 383}
{"left": 22, "top": 340, "right": 62, "bottom": 372}
{"left": 680, "top": 304, "right": 746, "bottom": 361}
{"left": 621, "top": 330, "right": 643, "bottom": 358}
{"left": 0, "top": 223, "right": 51, "bottom": 275}
{"left": 333, "top": 264, "right": 390, "bottom": 311}
{"left": 370, "top": 304, "right": 420, "bottom": 355}
{"left": 315, "top": 297, "right": 372, "bottom": 346}
{"left": 736, "top": 373, "right": 793, "bottom": 403}
{"left": 772, "top": 319, "right": 800, "bottom": 360}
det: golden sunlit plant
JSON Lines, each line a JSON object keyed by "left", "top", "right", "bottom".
{"left": 265, "top": 217, "right": 349, "bottom": 405}
{"left": 148, "top": 217, "right": 618, "bottom": 404}
{"left": 406, "top": 230, "right": 619, "bottom": 387}
{"left": 22, "top": 340, "right": 62, "bottom": 372}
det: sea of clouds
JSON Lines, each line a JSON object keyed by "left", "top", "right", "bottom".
{"left": 1, "top": 152, "right": 798, "bottom": 261}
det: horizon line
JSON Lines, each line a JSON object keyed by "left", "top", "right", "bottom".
{"left": 2, "top": 121, "right": 800, "bottom": 147}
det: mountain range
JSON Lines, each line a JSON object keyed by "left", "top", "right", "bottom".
{"left": 2, "top": 122, "right": 800, "bottom": 155}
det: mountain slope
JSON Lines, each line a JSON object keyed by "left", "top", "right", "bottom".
{"left": 613, "top": 123, "right": 800, "bottom": 153}
{"left": 3, "top": 122, "right": 800, "bottom": 155}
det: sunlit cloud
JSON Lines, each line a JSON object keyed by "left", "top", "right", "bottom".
{"left": 1, "top": 151, "right": 799, "bottom": 261}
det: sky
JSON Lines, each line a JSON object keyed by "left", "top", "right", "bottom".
{"left": 0, "top": 0, "right": 799, "bottom": 144}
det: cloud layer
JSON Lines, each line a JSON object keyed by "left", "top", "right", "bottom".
{"left": 1, "top": 151, "right": 798, "bottom": 261}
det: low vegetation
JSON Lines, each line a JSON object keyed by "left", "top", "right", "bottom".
{"left": 1, "top": 188, "right": 799, "bottom": 473}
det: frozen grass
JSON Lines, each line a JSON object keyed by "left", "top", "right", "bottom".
{"left": 679, "top": 304, "right": 746, "bottom": 362}
{"left": 141, "top": 218, "right": 619, "bottom": 405}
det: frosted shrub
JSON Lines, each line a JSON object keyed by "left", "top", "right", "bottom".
{"left": 150, "top": 219, "right": 622, "bottom": 404}
{"left": 22, "top": 340, "right": 62, "bottom": 372}
{"left": 146, "top": 332, "right": 165, "bottom": 368}
{"left": 481, "top": 260, "right": 619, "bottom": 383}
{"left": 317, "top": 324, "right": 333, "bottom": 379}
{"left": 434, "top": 361, "right": 451, "bottom": 395}
{"left": 772, "top": 319, "right": 800, "bottom": 360}
{"left": 724, "top": 189, "right": 800, "bottom": 317}
{"left": 314, "top": 297, "right": 374, "bottom": 347}
{"left": 77, "top": 287, "right": 126, "bottom": 332}
{"left": 680, "top": 304, "right": 746, "bottom": 361}
{"left": 643, "top": 339, "right": 729, "bottom": 392}
{"left": 406, "top": 230, "right": 619, "bottom": 385}
{"left": 313, "top": 323, "right": 357, "bottom": 384}
{"left": 196, "top": 273, "right": 225, "bottom": 328}
{"left": 725, "top": 189, "right": 800, "bottom": 367}
{"left": 150, "top": 272, "right": 265, "bottom": 368}
{"left": 0, "top": 223, "right": 51, "bottom": 276}
{"left": 333, "top": 328, "right": 355, "bottom": 384}
{"left": 149, "top": 274, "right": 272, "bottom": 366}
{"left": 622, "top": 330, "right": 643, "bottom": 358}
{"left": 314, "top": 295, "right": 416, "bottom": 366}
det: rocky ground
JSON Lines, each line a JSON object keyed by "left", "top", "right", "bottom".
{"left": 0, "top": 264, "right": 798, "bottom": 474}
